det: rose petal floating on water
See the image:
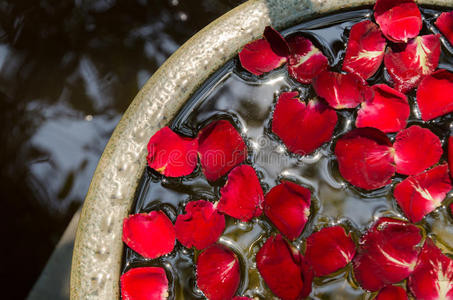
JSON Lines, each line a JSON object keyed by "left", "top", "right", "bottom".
{"left": 417, "top": 69, "right": 453, "bottom": 121}
{"left": 356, "top": 84, "right": 409, "bottom": 133}
{"left": 408, "top": 238, "right": 453, "bottom": 300}
{"left": 393, "top": 125, "right": 443, "bottom": 176}
{"left": 374, "top": 0, "right": 422, "bottom": 43}
{"left": 122, "top": 211, "right": 175, "bottom": 259}
{"left": 334, "top": 128, "right": 395, "bottom": 190}
{"left": 394, "top": 163, "right": 452, "bottom": 223}
{"left": 175, "top": 200, "right": 225, "bottom": 250}
{"left": 304, "top": 226, "right": 356, "bottom": 277}
{"left": 264, "top": 181, "right": 311, "bottom": 240}
{"left": 272, "top": 91, "right": 337, "bottom": 155}
{"left": 219, "top": 164, "right": 264, "bottom": 222}
{"left": 435, "top": 11, "right": 453, "bottom": 46}
{"left": 353, "top": 217, "right": 423, "bottom": 291}
{"left": 342, "top": 20, "right": 386, "bottom": 80}
{"left": 238, "top": 38, "right": 287, "bottom": 76}
{"left": 256, "top": 234, "right": 313, "bottom": 300}
{"left": 198, "top": 120, "right": 247, "bottom": 182}
{"left": 197, "top": 244, "right": 241, "bottom": 300}
{"left": 146, "top": 126, "right": 198, "bottom": 177}
{"left": 263, "top": 26, "right": 290, "bottom": 57}
{"left": 375, "top": 286, "right": 408, "bottom": 300}
{"left": 384, "top": 34, "right": 441, "bottom": 93}
{"left": 120, "top": 267, "right": 169, "bottom": 300}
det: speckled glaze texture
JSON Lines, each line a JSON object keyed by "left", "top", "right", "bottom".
{"left": 70, "top": 0, "right": 453, "bottom": 299}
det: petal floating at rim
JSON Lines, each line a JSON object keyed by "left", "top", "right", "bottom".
{"left": 120, "top": 267, "right": 169, "bottom": 300}
{"left": 334, "top": 128, "right": 395, "bottom": 190}
{"left": 147, "top": 126, "right": 198, "bottom": 177}
{"left": 356, "top": 84, "right": 409, "bottom": 133}
{"left": 264, "top": 181, "right": 311, "bottom": 240}
{"left": 393, "top": 125, "right": 443, "bottom": 176}
{"left": 219, "top": 164, "right": 264, "bottom": 222}
{"left": 352, "top": 217, "right": 423, "bottom": 291}
{"left": 408, "top": 238, "right": 453, "bottom": 300}
{"left": 263, "top": 26, "right": 290, "bottom": 57}
{"left": 375, "top": 286, "right": 408, "bottom": 300}
{"left": 196, "top": 244, "right": 241, "bottom": 300}
{"left": 238, "top": 39, "right": 287, "bottom": 76}
{"left": 384, "top": 34, "right": 441, "bottom": 93}
{"left": 435, "top": 11, "right": 453, "bottom": 46}
{"left": 198, "top": 120, "right": 247, "bottom": 182}
{"left": 122, "top": 211, "right": 175, "bottom": 259}
{"left": 417, "top": 69, "right": 453, "bottom": 121}
{"left": 374, "top": 0, "right": 422, "bottom": 43}
{"left": 175, "top": 200, "right": 225, "bottom": 250}
{"left": 272, "top": 91, "right": 338, "bottom": 155}
{"left": 343, "top": 20, "right": 386, "bottom": 80}
{"left": 256, "top": 235, "right": 313, "bottom": 300}
{"left": 287, "top": 35, "right": 328, "bottom": 84}
{"left": 394, "top": 163, "right": 452, "bottom": 223}
{"left": 304, "top": 226, "right": 356, "bottom": 277}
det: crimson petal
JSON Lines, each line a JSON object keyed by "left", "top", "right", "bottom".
{"left": 304, "top": 226, "right": 356, "bottom": 277}
{"left": 218, "top": 164, "right": 264, "bottom": 222}
{"left": 334, "top": 128, "right": 395, "bottom": 190}
{"left": 256, "top": 234, "right": 313, "bottom": 300}
{"left": 263, "top": 26, "right": 290, "bottom": 57}
{"left": 342, "top": 20, "right": 386, "bottom": 80}
{"left": 196, "top": 244, "right": 241, "bottom": 300}
{"left": 264, "top": 181, "right": 311, "bottom": 240}
{"left": 147, "top": 126, "right": 198, "bottom": 177}
{"left": 435, "top": 11, "right": 453, "bottom": 46}
{"left": 175, "top": 200, "right": 225, "bottom": 250}
{"left": 122, "top": 211, "right": 175, "bottom": 259}
{"left": 375, "top": 286, "right": 408, "bottom": 300}
{"left": 198, "top": 120, "right": 247, "bottom": 182}
{"left": 394, "top": 125, "right": 443, "bottom": 176}
{"left": 238, "top": 39, "right": 287, "bottom": 76}
{"left": 417, "top": 69, "right": 453, "bottom": 121}
{"left": 120, "top": 267, "right": 169, "bottom": 300}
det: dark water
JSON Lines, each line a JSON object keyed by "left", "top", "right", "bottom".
{"left": 122, "top": 6, "right": 453, "bottom": 300}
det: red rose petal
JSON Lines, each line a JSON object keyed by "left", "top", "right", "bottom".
{"left": 287, "top": 35, "right": 328, "bottom": 84}
{"left": 334, "top": 128, "right": 395, "bottom": 190}
{"left": 436, "top": 11, "right": 453, "bottom": 46}
{"left": 120, "top": 267, "right": 169, "bottom": 300}
{"left": 272, "top": 91, "right": 338, "bottom": 155}
{"left": 198, "top": 120, "right": 247, "bottom": 182}
{"left": 218, "top": 164, "right": 264, "bottom": 222}
{"left": 384, "top": 34, "right": 441, "bottom": 93}
{"left": 374, "top": 0, "right": 422, "bottom": 43}
{"left": 122, "top": 211, "right": 175, "bottom": 259}
{"left": 417, "top": 69, "right": 453, "bottom": 121}
{"left": 263, "top": 26, "right": 290, "bottom": 57}
{"left": 312, "top": 70, "right": 369, "bottom": 109}
{"left": 256, "top": 234, "right": 313, "bottom": 300}
{"left": 342, "top": 20, "right": 386, "bottom": 80}
{"left": 238, "top": 38, "right": 287, "bottom": 76}
{"left": 375, "top": 286, "right": 408, "bottom": 300}
{"left": 393, "top": 125, "right": 443, "bottom": 176}
{"left": 394, "top": 163, "right": 452, "bottom": 223}
{"left": 175, "top": 200, "right": 225, "bottom": 250}
{"left": 356, "top": 84, "right": 409, "bottom": 133}
{"left": 408, "top": 238, "right": 453, "bottom": 300}
{"left": 264, "top": 181, "right": 311, "bottom": 240}
{"left": 146, "top": 126, "right": 198, "bottom": 177}
{"left": 196, "top": 244, "right": 241, "bottom": 300}
{"left": 304, "top": 226, "right": 356, "bottom": 277}
{"left": 353, "top": 217, "right": 423, "bottom": 291}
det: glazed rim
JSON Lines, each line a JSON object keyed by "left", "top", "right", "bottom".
{"left": 70, "top": 0, "right": 453, "bottom": 299}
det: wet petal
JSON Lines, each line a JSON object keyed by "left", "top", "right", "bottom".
{"left": 417, "top": 69, "right": 453, "bottom": 121}
{"left": 384, "top": 34, "right": 441, "bottom": 93}
{"left": 394, "top": 125, "right": 443, "bottom": 176}
{"left": 196, "top": 244, "right": 241, "bottom": 300}
{"left": 238, "top": 39, "right": 287, "bottom": 75}
{"left": 198, "top": 120, "right": 247, "bottom": 182}
{"left": 175, "top": 200, "right": 225, "bottom": 250}
{"left": 263, "top": 26, "right": 290, "bottom": 57}
{"left": 356, "top": 84, "right": 409, "bottom": 133}
{"left": 375, "top": 286, "right": 408, "bottom": 300}
{"left": 264, "top": 181, "right": 311, "bottom": 240}
{"left": 219, "top": 165, "right": 264, "bottom": 222}
{"left": 374, "top": 0, "right": 422, "bottom": 43}
{"left": 435, "top": 11, "right": 453, "bottom": 46}
{"left": 120, "top": 267, "right": 169, "bottom": 300}
{"left": 394, "top": 163, "right": 452, "bottom": 223}
{"left": 304, "top": 226, "right": 356, "bottom": 277}
{"left": 272, "top": 91, "right": 338, "bottom": 155}
{"left": 146, "top": 126, "right": 198, "bottom": 177}
{"left": 343, "top": 20, "right": 386, "bottom": 80}
{"left": 334, "top": 128, "right": 395, "bottom": 190}
{"left": 256, "top": 234, "right": 313, "bottom": 300}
